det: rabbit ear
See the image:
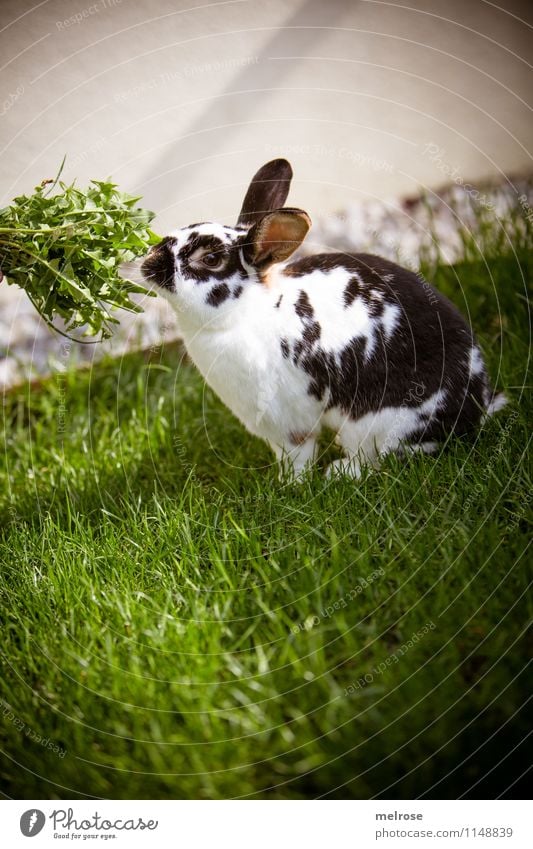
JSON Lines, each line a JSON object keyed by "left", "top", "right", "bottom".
{"left": 244, "top": 208, "right": 311, "bottom": 268}
{"left": 237, "top": 159, "right": 293, "bottom": 226}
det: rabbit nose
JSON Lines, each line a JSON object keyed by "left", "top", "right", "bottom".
{"left": 141, "top": 237, "right": 177, "bottom": 291}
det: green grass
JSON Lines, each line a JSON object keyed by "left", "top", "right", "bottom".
{"left": 0, "top": 248, "right": 531, "bottom": 800}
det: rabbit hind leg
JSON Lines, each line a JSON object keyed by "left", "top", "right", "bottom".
{"left": 270, "top": 434, "right": 318, "bottom": 481}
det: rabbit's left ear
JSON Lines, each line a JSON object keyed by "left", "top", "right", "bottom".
{"left": 244, "top": 208, "right": 311, "bottom": 268}
{"left": 237, "top": 159, "right": 293, "bottom": 226}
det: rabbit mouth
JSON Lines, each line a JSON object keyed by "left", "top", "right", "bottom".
{"left": 141, "top": 237, "right": 177, "bottom": 292}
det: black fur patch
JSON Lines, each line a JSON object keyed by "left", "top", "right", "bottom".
{"left": 140, "top": 237, "right": 177, "bottom": 291}
{"left": 206, "top": 283, "right": 231, "bottom": 307}
{"left": 368, "top": 298, "right": 385, "bottom": 318}
{"left": 295, "top": 290, "right": 314, "bottom": 319}
{"left": 302, "top": 320, "right": 321, "bottom": 347}
{"left": 292, "top": 340, "right": 304, "bottom": 364}
{"left": 179, "top": 233, "right": 223, "bottom": 258}
{"left": 283, "top": 288, "right": 323, "bottom": 368}
{"left": 233, "top": 285, "right": 243, "bottom": 299}
{"left": 284, "top": 252, "right": 493, "bottom": 438}
{"left": 343, "top": 277, "right": 360, "bottom": 308}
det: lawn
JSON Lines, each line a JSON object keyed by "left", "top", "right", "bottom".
{"left": 0, "top": 244, "right": 531, "bottom": 799}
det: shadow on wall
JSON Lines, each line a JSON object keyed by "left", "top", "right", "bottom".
{"left": 139, "top": 0, "right": 351, "bottom": 222}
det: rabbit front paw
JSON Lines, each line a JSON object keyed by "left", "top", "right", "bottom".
{"left": 271, "top": 437, "right": 317, "bottom": 483}
{"left": 325, "top": 457, "right": 373, "bottom": 479}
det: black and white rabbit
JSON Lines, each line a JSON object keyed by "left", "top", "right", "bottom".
{"left": 142, "top": 158, "right": 505, "bottom": 478}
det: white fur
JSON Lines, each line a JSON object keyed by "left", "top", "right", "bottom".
{"left": 179, "top": 282, "right": 321, "bottom": 446}
{"left": 468, "top": 346, "right": 485, "bottom": 377}
{"left": 486, "top": 392, "right": 507, "bottom": 416}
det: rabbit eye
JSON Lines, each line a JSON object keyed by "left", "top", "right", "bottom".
{"left": 201, "top": 252, "right": 224, "bottom": 269}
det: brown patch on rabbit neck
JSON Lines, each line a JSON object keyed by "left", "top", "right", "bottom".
{"left": 258, "top": 264, "right": 288, "bottom": 288}
{"left": 288, "top": 430, "right": 311, "bottom": 446}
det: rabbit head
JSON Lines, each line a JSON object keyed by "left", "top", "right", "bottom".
{"left": 141, "top": 159, "right": 311, "bottom": 328}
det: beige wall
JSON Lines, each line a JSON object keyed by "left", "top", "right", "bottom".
{"left": 1, "top": 0, "right": 532, "bottom": 234}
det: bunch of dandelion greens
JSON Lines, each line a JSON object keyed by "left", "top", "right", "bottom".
{"left": 0, "top": 165, "right": 161, "bottom": 340}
